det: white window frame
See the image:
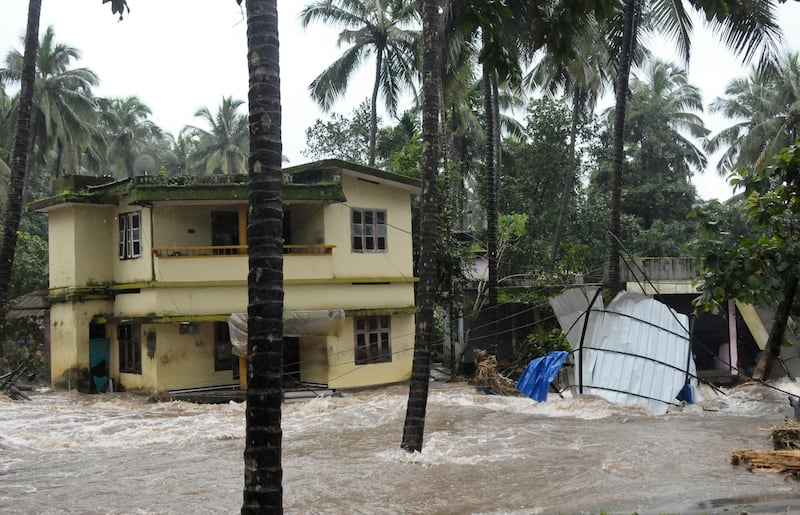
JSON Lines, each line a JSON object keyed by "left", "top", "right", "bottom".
{"left": 119, "top": 211, "right": 142, "bottom": 260}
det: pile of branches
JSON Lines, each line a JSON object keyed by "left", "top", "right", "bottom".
{"left": 468, "top": 349, "right": 518, "bottom": 396}
{"left": 731, "top": 419, "right": 800, "bottom": 476}
{"left": 769, "top": 419, "right": 800, "bottom": 450}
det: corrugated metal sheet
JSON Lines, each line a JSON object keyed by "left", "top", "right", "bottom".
{"left": 7, "top": 290, "right": 49, "bottom": 319}
{"left": 551, "top": 288, "right": 699, "bottom": 415}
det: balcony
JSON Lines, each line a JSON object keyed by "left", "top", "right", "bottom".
{"left": 151, "top": 244, "right": 335, "bottom": 283}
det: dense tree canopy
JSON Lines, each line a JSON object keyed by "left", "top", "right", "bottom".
{"left": 691, "top": 141, "right": 800, "bottom": 379}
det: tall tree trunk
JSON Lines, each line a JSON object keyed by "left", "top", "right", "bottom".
{"left": 242, "top": 0, "right": 284, "bottom": 512}
{"left": 0, "top": 0, "right": 41, "bottom": 362}
{"left": 753, "top": 274, "right": 799, "bottom": 382}
{"left": 482, "top": 58, "right": 498, "bottom": 350}
{"left": 368, "top": 48, "right": 383, "bottom": 166}
{"left": 549, "top": 91, "right": 583, "bottom": 269}
{"left": 401, "top": 0, "right": 440, "bottom": 453}
{"left": 607, "top": 0, "right": 638, "bottom": 295}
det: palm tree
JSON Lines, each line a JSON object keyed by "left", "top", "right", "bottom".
{"left": 241, "top": 0, "right": 285, "bottom": 511}
{"left": 626, "top": 59, "right": 708, "bottom": 177}
{"left": 161, "top": 127, "right": 199, "bottom": 176}
{"left": 401, "top": 0, "right": 440, "bottom": 454}
{"left": 611, "top": 58, "right": 707, "bottom": 229}
{"left": 0, "top": 0, "right": 40, "bottom": 362}
{"left": 185, "top": 96, "right": 249, "bottom": 175}
{"left": 300, "top": 0, "right": 420, "bottom": 166}
{"left": 96, "top": 95, "right": 163, "bottom": 178}
{"left": 604, "top": 0, "right": 782, "bottom": 293}
{"left": 0, "top": 25, "right": 99, "bottom": 179}
{"left": 527, "top": 18, "right": 615, "bottom": 269}
{"left": 706, "top": 51, "right": 800, "bottom": 176}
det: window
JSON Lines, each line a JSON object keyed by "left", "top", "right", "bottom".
{"left": 214, "top": 322, "right": 233, "bottom": 371}
{"left": 351, "top": 208, "right": 386, "bottom": 253}
{"left": 118, "top": 324, "right": 141, "bottom": 374}
{"left": 119, "top": 211, "right": 142, "bottom": 260}
{"left": 355, "top": 316, "right": 391, "bottom": 364}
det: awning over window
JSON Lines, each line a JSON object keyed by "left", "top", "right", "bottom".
{"left": 228, "top": 309, "right": 345, "bottom": 356}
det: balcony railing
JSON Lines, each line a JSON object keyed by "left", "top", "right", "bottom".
{"left": 152, "top": 244, "right": 335, "bottom": 258}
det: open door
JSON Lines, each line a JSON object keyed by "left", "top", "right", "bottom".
{"left": 89, "top": 337, "right": 110, "bottom": 393}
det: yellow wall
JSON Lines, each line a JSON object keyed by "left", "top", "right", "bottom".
{"left": 326, "top": 313, "right": 414, "bottom": 389}
{"left": 154, "top": 255, "right": 249, "bottom": 283}
{"left": 107, "top": 322, "right": 237, "bottom": 392}
{"left": 326, "top": 175, "right": 415, "bottom": 279}
{"left": 152, "top": 323, "right": 237, "bottom": 391}
{"left": 299, "top": 336, "right": 328, "bottom": 384}
{"left": 285, "top": 282, "right": 414, "bottom": 312}
{"left": 48, "top": 206, "right": 115, "bottom": 288}
{"left": 152, "top": 203, "right": 244, "bottom": 248}
{"left": 114, "top": 287, "right": 247, "bottom": 318}
{"left": 287, "top": 203, "right": 326, "bottom": 245}
{"left": 152, "top": 204, "right": 217, "bottom": 247}
{"left": 49, "top": 300, "right": 113, "bottom": 385}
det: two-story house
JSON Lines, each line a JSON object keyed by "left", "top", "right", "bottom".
{"left": 30, "top": 159, "right": 420, "bottom": 394}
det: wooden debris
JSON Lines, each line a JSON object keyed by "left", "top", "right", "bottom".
{"left": 769, "top": 418, "right": 800, "bottom": 450}
{"left": 468, "top": 349, "right": 518, "bottom": 396}
{"left": 731, "top": 449, "right": 800, "bottom": 476}
{"left": 1, "top": 363, "right": 31, "bottom": 401}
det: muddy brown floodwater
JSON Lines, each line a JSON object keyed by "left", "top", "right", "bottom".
{"left": 2, "top": 380, "right": 800, "bottom": 514}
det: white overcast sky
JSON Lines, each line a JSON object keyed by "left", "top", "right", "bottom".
{"left": 2, "top": 0, "right": 800, "bottom": 201}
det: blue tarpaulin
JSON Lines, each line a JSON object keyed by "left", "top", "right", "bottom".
{"left": 516, "top": 351, "right": 569, "bottom": 402}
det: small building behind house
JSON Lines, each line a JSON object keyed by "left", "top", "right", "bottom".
{"left": 623, "top": 257, "right": 800, "bottom": 382}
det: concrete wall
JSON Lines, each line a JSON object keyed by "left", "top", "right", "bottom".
{"left": 327, "top": 313, "right": 414, "bottom": 389}
{"left": 49, "top": 206, "right": 115, "bottom": 288}
{"left": 325, "top": 175, "right": 415, "bottom": 279}
{"left": 49, "top": 300, "right": 113, "bottom": 386}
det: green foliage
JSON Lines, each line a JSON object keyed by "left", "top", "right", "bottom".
{"left": 513, "top": 326, "right": 571, "bottom": 365}
{"left": 500, "top": 98, "right": 600, "bottom": 277}
{"left": 184, "top": 96, "right": 249, "bottom": 175}
{"left": 377, "top": 111, "right": 421, "bottom": 178}
{"left": 11, "top": 231, "right": 48, "bottom": 299}
{"left": 302, "top": 100, "right": 373, "bottom": 164}
{"left": 1, "top": 318, "right": 46, "bottom": 377}
{"left": 690, "top": 141, "right": 800, "bottom": 313}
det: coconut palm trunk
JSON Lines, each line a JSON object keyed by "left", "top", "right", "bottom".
{"left": 368, "top": 48, "right": 383, "bottom": 166}
{"left": 0, "top": 0, "right": 41, "bottom": 361}
{"left": 549, "top": 90, "right": 583, "bottom": 269}
{"left": 242, "top": 0, "right": 284, "bottom": 512}
{"left": 482, "top": 58, "right": 498, "bottom": 346}
{"left": 607, "top": 0, "right": 638, "bottom": 294}
{"left": 401, "top": 0, "right": 440, "bottom": 453}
